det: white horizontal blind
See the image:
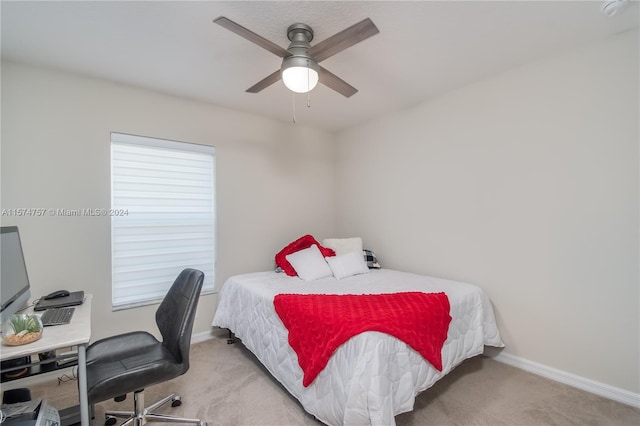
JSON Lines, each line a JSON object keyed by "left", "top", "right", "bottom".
{"left": 111, "top": 133, "right": 215, "bottom": 309}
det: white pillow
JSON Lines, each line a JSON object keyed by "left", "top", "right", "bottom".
{"left": 322, "top": 237, "right": 363, "bottom": 256}
{"left": 325, "top": 251, "right": 370, "bottom": 280}
{"left": 285, "top": 245, "right": 333, "bottom": 281}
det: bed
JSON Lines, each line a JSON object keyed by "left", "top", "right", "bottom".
{"left": 212, "top": 268, "right": 503, "bottom": 425}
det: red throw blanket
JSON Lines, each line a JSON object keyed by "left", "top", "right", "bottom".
{"left": 273, "top": 292, "right": 451, "bottom": 387}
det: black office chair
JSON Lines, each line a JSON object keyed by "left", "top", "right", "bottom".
{"left": 86, "top": 268, "right": 206, "bottom": 426}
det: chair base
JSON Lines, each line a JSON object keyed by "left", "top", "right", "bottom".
{"left": 103, "top": 389, "right": 206, "bottom": 426}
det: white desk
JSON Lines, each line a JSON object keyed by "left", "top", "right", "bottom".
{"left": 1, "top": 295, "right": 92, "bottom": 425}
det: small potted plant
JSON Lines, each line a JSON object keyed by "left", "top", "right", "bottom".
{"left": 2, "top": 314, "right": 43, "bottom": 346}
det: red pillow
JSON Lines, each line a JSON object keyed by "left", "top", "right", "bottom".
{"left": 275, "top": 235, "right": 336, "bottom": 277}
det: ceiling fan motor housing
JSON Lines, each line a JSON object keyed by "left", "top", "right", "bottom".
{"left": 282, "top": 23, "right": 318, "bottom": 71}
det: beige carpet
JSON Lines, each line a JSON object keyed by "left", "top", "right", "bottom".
{"left": 20, "top": 334, "right": 640, "bottom": 425}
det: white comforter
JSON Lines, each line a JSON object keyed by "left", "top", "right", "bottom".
{"left": 212, "top": 269, "right": 503, "bottom": 426}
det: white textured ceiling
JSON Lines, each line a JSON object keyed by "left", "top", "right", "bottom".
{"left": 2, "top": 1, "right": 638, "bottom": 132}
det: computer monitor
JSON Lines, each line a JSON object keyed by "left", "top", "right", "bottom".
{"left": 1, "top": 226, "right": 32, "bottom": 323}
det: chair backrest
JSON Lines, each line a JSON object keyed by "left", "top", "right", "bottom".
{"left": 155, "top": 268, "right": 204, "bottom": 372}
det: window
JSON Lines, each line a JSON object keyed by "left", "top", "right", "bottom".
{"left": 111, "top": 133, "right": 215, "bottom": 310}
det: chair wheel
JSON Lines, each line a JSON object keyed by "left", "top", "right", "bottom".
{"left": 199, "top": 422, "right": 207, "bottom": 426}
{"left": 105, "top": 415, "right": 117, "bottom": 426}
{"left": 171, "top": 395, "right": 182, "bottom": 407}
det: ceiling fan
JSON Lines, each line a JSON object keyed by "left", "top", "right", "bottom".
{"left": 214, "top": 16, "right": 379, "bottom": 98}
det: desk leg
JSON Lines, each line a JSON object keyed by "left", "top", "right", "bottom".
{"left": 77, "top": 344, "right": 89, "bottom": 426}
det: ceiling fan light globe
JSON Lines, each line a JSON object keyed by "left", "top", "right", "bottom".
{"left": 282, "top": 66, "right": 319, "bottom": 93}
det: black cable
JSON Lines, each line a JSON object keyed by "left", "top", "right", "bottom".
{"left": 57, "top": 366, "right": 78, "bottom": 385}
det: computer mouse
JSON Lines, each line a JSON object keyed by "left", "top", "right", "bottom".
{"left": 44, "top": 289, "right": 70, "bottom": 300}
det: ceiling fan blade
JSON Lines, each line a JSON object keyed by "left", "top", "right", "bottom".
{"left": 309, "top": 18, "right": 379, "bottom": 63}
{"left": 246, "top": 70, "right": 282, "bottom": 93}
{"left": 318, "top": 66, "right": 358, "bottom": 98}
{"left": 214, "top": 16, "right": 289, "bottom": 58}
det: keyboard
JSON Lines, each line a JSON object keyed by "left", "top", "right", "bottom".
{"left": 40, "top": 307, "right": 75, "bottom": 326}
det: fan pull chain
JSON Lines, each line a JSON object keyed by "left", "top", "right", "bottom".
{"left": 307, "top": 63, "right": 312, "bottom": 108}
{"left": 292, "top": 91, "right": 296, "bottom": 124}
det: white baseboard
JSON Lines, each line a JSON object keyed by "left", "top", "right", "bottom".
{"left": 484, "top": 348, "right": 640, "bottom": 408}
{"left": 191, "top": 329, "right": 218, "bottom": 344}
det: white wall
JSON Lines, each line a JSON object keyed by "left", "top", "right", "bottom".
{"left": 335, "top": 30, "right": 639, "bottom": 394}
{"left": 1, "top": 62, "right": 336, "bottom": 341}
